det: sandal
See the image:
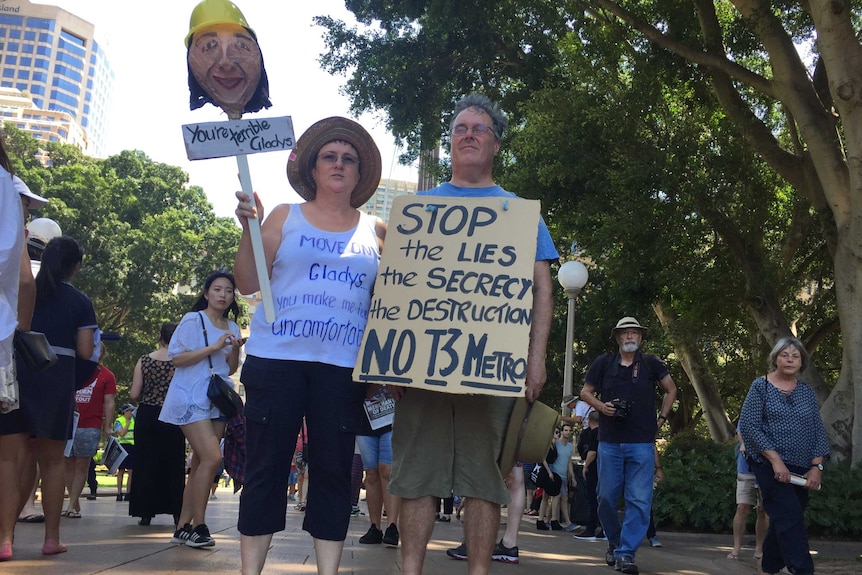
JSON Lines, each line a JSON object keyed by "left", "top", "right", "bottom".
{"left": 726, "top": 552, "right": 739, "bottom": 560}
{"left": 63, "top": 510, "right": 81, "bottom": 519}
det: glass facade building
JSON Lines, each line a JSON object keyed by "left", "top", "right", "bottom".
{"left": 0, "top": 0, "right": 113, "bottom": 156}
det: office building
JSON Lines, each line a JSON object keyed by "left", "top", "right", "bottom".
{"left": 0, "top": 0, "right": 113, "bottom": 156}
{"left": 362, "top": 178, "right": 417, "bottom": 222}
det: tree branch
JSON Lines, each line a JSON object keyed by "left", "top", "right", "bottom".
{"left": 592, "top": 0, "right": 775, "bottom": 96}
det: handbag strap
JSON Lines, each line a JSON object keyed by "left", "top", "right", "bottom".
{"left": 197, "top": 312, "right": 215, "bottom": 374}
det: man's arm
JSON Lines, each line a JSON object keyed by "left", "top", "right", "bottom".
{"left": 103, "top": 394, "right": 116, "bottom": 437}
{"left": 525, "top": 260, "right": 553, "bottom": 402}
{"left": 656, "top": 374, "right": 677, "bottom": 427}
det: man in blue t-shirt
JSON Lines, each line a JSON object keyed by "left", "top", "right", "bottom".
{"left": 579, "top": 317, "right": 677, "bottom": 575}
{"left": 389, "top": 93, "right": 558, "bottom": 575}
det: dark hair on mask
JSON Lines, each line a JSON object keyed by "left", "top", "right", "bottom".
{"left": 191, "top": 270, "right": 241, "bottom": 321}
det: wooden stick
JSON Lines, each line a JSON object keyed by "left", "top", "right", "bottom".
{"left": 235, "top": 153, "right": 275, "bottom": 323}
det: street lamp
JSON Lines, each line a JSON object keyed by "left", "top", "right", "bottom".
{"left": 557, "top": 260, "right": 589, "bottom": 411}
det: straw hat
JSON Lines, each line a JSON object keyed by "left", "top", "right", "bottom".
{"left": 498, "top": 398, "right": 559, "bottom": 472}
{"left": 286, "top": 117, "right": 381, "bottom": 208}
{"left": 610, "top": 316, "right": 648, "bottom": 339}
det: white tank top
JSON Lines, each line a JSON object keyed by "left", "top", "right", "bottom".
{"left": 245, "top": 205, "right": 380, "bottom": 367}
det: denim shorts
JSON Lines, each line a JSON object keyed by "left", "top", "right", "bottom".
{"left": 357, "top": 431, "right": 392, "bottom": 469}
{"left": 70, "top": 427, "right": 101, "bottom": 457}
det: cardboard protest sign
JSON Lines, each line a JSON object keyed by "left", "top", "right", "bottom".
{"left": 353, "top": 196, "right": 539, "bottom": 397}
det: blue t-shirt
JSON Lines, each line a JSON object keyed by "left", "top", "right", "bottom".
{"left": 585, "top": 350, "right": 669, "bottom": 444}
{"left": 417, "top": 183, "right": 560, "bottom": 263}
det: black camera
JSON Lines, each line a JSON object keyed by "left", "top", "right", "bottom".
{"left": 610, "top": 399, "right": 632, "bottom": 423}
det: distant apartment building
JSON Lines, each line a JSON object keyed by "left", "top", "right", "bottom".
{"left": 0, "top": 0, "right": 113, "bottom": 157}
{"left": 361, "top": 177, "right": 417, "bottom": 222}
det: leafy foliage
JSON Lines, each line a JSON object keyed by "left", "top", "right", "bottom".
{"left": 5, "top": 125, "right": 242, "bottom": 393}
{"left": 655, "top": 434, "right": 862, "bottom": 538}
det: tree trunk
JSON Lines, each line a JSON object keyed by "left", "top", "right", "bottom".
{"left": 417, "top": 145, "right": 439, "bottom": 191}
{"left": 652, "top": 302, "right": 735, "bottom": 443}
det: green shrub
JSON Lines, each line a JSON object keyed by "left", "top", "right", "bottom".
{"left": 653, "top": 433, "right": 862, "bottom": 539}
{"left": 654, "top": 432, "right": 736, "bottom": 532}
{"left": 805, "top": 460, "right": 862, "bottom": 538}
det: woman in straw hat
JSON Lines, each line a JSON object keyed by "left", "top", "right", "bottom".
{"left": 234, "top": 117, "right": 385, "bottom": 575}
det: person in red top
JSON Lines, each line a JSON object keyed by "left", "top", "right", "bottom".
{"left": 63, "top": 344, "right": 116, "bottom": 517}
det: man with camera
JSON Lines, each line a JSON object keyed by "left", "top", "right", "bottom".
{"left": 579, "top": 317, "right": 677, "bottom": 575}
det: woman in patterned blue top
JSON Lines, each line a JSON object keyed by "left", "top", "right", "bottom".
{"left": 739, "top": 337, "right": 829, "bottom": 575}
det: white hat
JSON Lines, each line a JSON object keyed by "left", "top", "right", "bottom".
{"left": 610, "top": 316, "right": 648, "bottom": 338}
{"left": 13, "top": 176, "right": 48, "bottom": 210}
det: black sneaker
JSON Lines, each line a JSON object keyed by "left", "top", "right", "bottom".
{"left": 116, "top": 493, "right": 124, "bottom": 502}
{"left": 605, "top": 543, "right": 617, "bottom": 566}
{"left": 616, "top": 555, "right": 639, "bottom": 574}
{"left": 382, "top": 523, "right": 399, "bottom": 547}
{"left": 550, "top": 520, "right": 563, "bottom": 531}
{"left": 492, "top": 540, "right": 519, "bottom": 564}
{"left": 359, "top": 524, "right": 383, "bottom": 544}
{"left": 573, "top": 531, "right": 597, "bottom": 541}
{"left": 536, "top": 519, "right": 549, "bottom": 530}
{"left": 186, "top": 523, "right": 215, "bottom": 548}
{"left": 86, "top": 493, "right": 97, "bottom": 501}
{"left": 446, "top": 541, "right": 467, "bottom": 561}
{"left": 171, "top": 523, "right": 192, "bottom": 544}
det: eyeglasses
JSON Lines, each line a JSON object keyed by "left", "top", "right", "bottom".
{"left": 618, "top": 329, "right": 642, "bottom": 336}
{"left": 452, "top": 123, "right": 496, "bottom": 137}
{"left": 317, "top": 152, "right": 359, "bottom": 166}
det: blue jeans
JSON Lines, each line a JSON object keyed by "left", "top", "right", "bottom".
{"left": 597, "top": 442, "right": 654, "bottom": 558}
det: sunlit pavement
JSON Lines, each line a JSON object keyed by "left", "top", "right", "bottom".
{"left": 5, "top": 487, "right": 858, "bottom": 574}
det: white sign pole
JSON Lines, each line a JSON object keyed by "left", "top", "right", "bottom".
{"left": 181, "top": 116, "right": 294, "bottom": 325}
{"left": 235, "top": 153, "right": 275, "bottom": 323}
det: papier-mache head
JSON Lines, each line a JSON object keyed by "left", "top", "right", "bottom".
{"left": 186, "top": 0, "right": 271, "bottom": 118}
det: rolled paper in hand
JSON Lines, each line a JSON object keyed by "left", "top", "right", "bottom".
{"left": 789, "top": 473, "right": 822, "bottom": 490}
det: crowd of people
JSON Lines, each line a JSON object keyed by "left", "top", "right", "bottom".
{"left": 0, "top": 92, "right": 832, "bottom": 575}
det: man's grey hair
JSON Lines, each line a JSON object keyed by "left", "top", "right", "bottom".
{"left": 768, "top": 337, "right": 810, "bottom": 373}
{"left": 450, "top": 93, "right": 508, "bottom": 141}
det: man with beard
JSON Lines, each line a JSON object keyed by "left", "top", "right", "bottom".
{"left": 579, "top": 317, "right": 677, "bottom": 575}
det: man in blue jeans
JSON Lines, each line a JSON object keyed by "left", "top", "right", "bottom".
{"left": 579, "top": 317, "right": 677, "bottom": 575}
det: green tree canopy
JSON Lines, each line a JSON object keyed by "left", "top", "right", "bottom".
{"left": 5, "top": 125, "right": 243, "bottom": 391}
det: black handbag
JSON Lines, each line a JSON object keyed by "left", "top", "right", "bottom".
{"left": 13, "top": 330, "right": 58, "bottom": 372}
{"left": 197, "top": 313, "right": 242, "bottom": 419}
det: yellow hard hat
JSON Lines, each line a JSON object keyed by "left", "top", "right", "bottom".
{"left": 185, "top": 0, "right": 256, "bottom": 47}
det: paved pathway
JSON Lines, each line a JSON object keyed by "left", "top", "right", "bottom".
{"left": 4, "top": 488, "right": 858, "bottom": 574}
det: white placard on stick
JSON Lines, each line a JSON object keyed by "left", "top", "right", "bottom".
{"left": 182, "top": 116, "right": 295, "bottom": 160}
{"left": 353, "top": 196, "right": 539, "bottom": 397}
